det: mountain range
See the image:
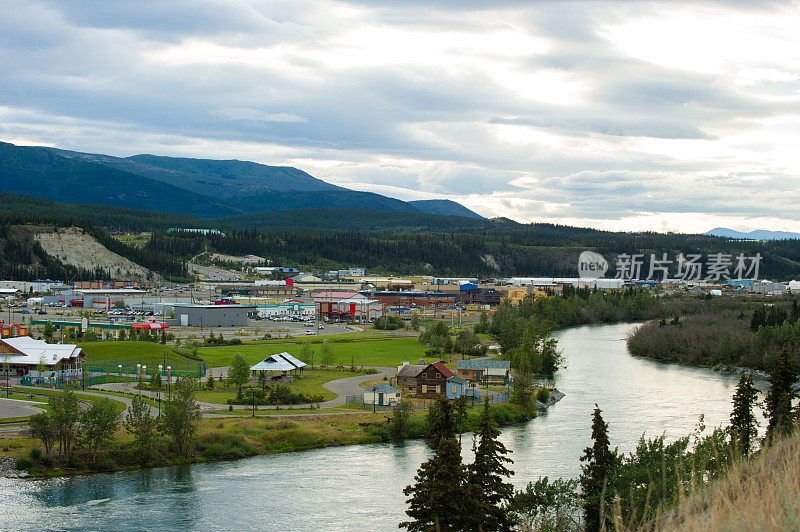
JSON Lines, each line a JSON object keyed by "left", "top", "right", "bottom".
{"left": 704, "top": 227, "right": 800, "bottom": 241}
{"left": 0, "top": 141, "right": 483, "bottom": 220}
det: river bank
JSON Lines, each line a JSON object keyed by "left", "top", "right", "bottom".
{"left": 1, "top": 398, "right": 545, "bottom": 479}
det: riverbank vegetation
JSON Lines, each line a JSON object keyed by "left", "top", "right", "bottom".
{"left": 3, "top": 377, "right": 537, "bottom": 479}
{"left": 627, "top": 296, "right": 800, "bottom": 371}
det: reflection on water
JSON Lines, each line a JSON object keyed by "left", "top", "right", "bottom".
{"left": 0, "top": 323, "right": 751, "bottom": 530}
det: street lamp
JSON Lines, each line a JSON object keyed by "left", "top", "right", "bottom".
{"left": 157, "top": 364, "right": 163, "bottom": 416}
{"left": 117, "top": 364, "right": 122, "bottom": 385}
{"left": 166, "top": 366, "right": 172, "bottom": 400}
{"left": 136, "top": 363, "right": 141, "bottom": 394}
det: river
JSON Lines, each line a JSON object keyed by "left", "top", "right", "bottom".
{"left": 0, "top": 323, "right": 749, "bottom": 530}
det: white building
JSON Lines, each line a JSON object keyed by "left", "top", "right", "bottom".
{"left": 0, "top": 336, "right": 84, "bottom": 378}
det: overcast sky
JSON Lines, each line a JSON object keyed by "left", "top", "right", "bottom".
{"left": 1, "top": 0, "right": 799, "bottom": 232}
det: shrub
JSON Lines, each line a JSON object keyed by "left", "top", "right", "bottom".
{"left": 199, "top": 434, "right": 257, "bottom": 460}
{"left": 29, "top": 448, "right": 42, "bottom": 462}
{"left": 15, "top": 458, "right": 32, "bottom": 471}
{"left": 536, "top": 388, "right": 551, "bottom": 403}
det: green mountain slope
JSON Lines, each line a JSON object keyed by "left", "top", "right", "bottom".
{"left": 0, "top": 142, "right": 236, "bottom": 218}
{"left": 407, "top": 199, "right": 483, "bottom": 219}
{"left": 39, "top": 143, "right": 481, "bottom": 217}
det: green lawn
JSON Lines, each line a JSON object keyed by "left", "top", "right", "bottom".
{"left": 78, "top": 341, "right": 204, "bottom": 375}
{"left": 197, "top": 337, "right": 432, "bottom": 368}
{"left": 196, "top": 369, "right": 362, "bottom": 403}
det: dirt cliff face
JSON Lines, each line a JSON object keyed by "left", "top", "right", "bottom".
{"left": 32, "top": 226, "right": 155, "bottom": 281}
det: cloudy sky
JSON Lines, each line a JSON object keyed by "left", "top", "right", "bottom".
{"left": 1, "top": 0, "right": 799, "bottom": 232}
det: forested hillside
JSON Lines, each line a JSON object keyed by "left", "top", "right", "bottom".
{"left": 2, "top": 191, "right": 800, "bottom": 279}
{"left": 0, "top": 141, "right": 483, "bottom": 218}
{"left": 0, "top": 213, "right": 187, "bottom": 281}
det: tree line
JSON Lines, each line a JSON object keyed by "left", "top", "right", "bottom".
{"left": 627, "top": 297, "right": 800, "bottom": 371}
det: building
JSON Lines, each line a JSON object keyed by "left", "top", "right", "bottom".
{"left": 316, "top": 298, "right": 383, "bottom": 322}
{"left": 250, "top": 352, "right": 307, "bottom": 378}
{"left": 416, "top": 362, "right": 454, "bottom": 397}
{"left": 445, "top": 376, "right": 468, "bottom": 399}
{"left": 364, "top": 382, "right": 401, "bottom": 406}
{"left": 167, "top": 228, "right": 225, "bottom": 236}
{"left": 256, "top": 301, "right": 316, "bottom": 319}
{"left": 0, "top": 336, "right": 84, "bottom": 378}
{"left": 395, "top": 363, "right": 425, "bottom": 393}
{"left": 292, "top": 274, "right": 322, "bottom": 283}
{"left": 0, "top": 322, "right": 29, "bottom": 338}
{"left": 169, "top": 304, "right": 257, "bottom": 327}
{"left": 365, "top": 291, "right": 458, "bottom": 308}
{"left": 457, "top": 287, "right": 504, "bottom": 306}
{"left": 456, "top": 359, "right": 511, "bottom": 385}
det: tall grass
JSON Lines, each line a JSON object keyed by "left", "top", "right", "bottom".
{"left": 645, "top": 429, "right": 800, "bottom": 531}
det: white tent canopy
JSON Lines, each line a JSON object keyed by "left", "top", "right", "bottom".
{"left": 250, "top": 352, "right": 307, "bottom": 373}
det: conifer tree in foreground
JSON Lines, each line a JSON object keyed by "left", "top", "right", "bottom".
{"left": 465, "top": 396, "right": 515, "bottom": 532}
{"left": 579, "top": 404, "right": 618, "bottom": 532}
{"left": 730, "top": 371, "right": 759, "bottom": 457}
{"left": 764, "top": 349, "right": 798, "bottom": 442}
{"left": 401, "top": 398, "right": 469, "bottom": 531}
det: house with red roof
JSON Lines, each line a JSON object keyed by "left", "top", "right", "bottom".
{"left": 416, "top": 361, "right": 454, "bottom": 397}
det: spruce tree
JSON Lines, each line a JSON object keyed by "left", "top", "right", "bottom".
{"left": 765, "top": 349, "right": 798, "bottom": 442}
{"left": 579, "top": 405, "right": 617, "bottom": 532}
{"left": 465, "top": 396, "right": 515, "bottom": 532}
{"left": 730, "top": 372, "right": 759, "bottom": 456}
{"left": 401, "top": 398, "right": 469, "bottom": 531}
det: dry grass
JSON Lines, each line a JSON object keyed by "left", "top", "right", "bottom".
{"left": 643, "top": 430, "right": 800, "bottom": 532}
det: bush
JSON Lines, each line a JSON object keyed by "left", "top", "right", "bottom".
{"left": 536, "top": 388, "right": 551, "bottom": 403}
{"left": 29, "top": 448, "right": 42, "bottom": 462}
{"left": 199, "top": 434, "right": 258, "bottom": 460}
{"left": 373, "top": 316, "right": 406, "bottom": 330}
{"left": 15, "top": 458, "right": 32, "bottom": 471}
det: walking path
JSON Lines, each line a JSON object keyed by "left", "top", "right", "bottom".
{"left": 94, "top": 365, "right": 396, "bottom": 411}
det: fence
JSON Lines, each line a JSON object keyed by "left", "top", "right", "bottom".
{"left": 84, "top": 358, "right": 206, "bottom": 380}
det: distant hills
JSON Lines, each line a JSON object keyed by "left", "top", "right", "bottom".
{"left": 705, "top": 227, "right": 800, "bottom": 241}
{"left": 0, "top": 141, "right": 483, "bottom": 220}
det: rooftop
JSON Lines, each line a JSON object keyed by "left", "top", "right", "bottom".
{"left": 456, "top": 359, "right": 511, "bottom": 370}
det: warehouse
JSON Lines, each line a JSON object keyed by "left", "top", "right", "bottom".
{"left": 169, "top": 304, "right": 257, "bottom": 327}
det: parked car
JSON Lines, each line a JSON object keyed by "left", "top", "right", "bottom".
{"left": 305, "top": 330, "right": 316, "bottom": 335}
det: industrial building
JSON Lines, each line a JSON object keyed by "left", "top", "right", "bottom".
{"left": 168, "top": 304, "right": 257, "bottom": 327}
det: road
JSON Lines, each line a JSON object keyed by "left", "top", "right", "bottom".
{"left": 188, "top": 262, "right": 242, "bottom": 281}
{"left": 94, "top": 365, "right": 395, "bottom": 411}
{"left": 0, "top": 398, "right": 45, "bottom": 420}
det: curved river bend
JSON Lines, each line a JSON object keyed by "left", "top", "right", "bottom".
{"left": 0, "top": 323, "right": 745, "bottom": 530}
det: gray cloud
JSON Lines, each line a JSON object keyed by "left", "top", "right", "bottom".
{"left": 0, "top": 0, "right": 798, "bottom": 231}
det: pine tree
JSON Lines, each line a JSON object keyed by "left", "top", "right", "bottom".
{"left": 730, "top": 372, "right": 759, "bottom": 456}
{"left": 580, "top": 405, "right": 618, "bottom": 532}
{"left": 401, "top": 398, "right": 469, "bottom": 531}
{"left": 465, "top": 396, "right": 515, "bottom": 531}
{"left": 765, "top": 349, "right": 798, "bottom": 442}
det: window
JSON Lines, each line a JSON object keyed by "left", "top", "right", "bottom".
{"left": 452, "top": 386, "right": 457, "bottom": 394}
{"left": 436, "top": 373, "right": 441, "bottom": 378}
{"left": 435, "top": 385, "right": 440, "bottom": 394}
{"left": 421, "top": 385, "right": 427, "bottom": 393}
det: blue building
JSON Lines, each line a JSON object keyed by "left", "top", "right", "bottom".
{"left": 446, "top": 376, "right": 468, "bottom": 399}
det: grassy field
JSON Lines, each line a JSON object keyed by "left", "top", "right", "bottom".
{"left": 79, "top": 341, "right": 195, "bottom": 366}
{"left": 196, "top": 369, "right": 361, "bottom": 403}
{"left": 197, "top": 337, "right": 432, "bottom": 368}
